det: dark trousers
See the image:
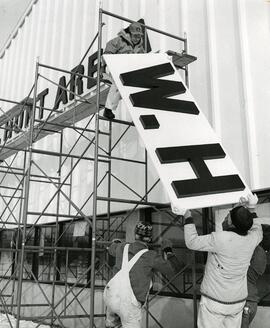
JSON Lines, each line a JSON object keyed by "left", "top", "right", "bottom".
{"left": 241, "top": 301, "right": 257, "bottom": 328}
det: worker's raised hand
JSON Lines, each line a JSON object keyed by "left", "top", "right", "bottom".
{"left": 171, "top": 203, "right": 187, "bottom": 216}
{"left": 161, "top": 239, "right": 173, "bottom": 251}
{"left": 239, "top": 196, "right": 248, "bottom": 207}
{"left": 246, "top": 193, "right": 258, "bottom": 209}
{"left": 239, "top": 193, "right": 258, "bottom": 209}
{"left": 171, "top": 203, "right": 191, "bottom": 219}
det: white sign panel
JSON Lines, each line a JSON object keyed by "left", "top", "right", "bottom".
{"left": 104, "top": 54, "right": 251, "bottom": 209}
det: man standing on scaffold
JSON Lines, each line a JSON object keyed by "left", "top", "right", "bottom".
{"left": 102, "top": 21, "right": 145, "bottom": 120}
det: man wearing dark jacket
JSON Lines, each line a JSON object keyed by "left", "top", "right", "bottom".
{"left": 241, "top": 225, "right": 270, "bottom": 327}
{"left": 103, "top": 221, "right": 182, "bottom": 328}
{"left": 102, "top": 22, "right": 145, "bottom": 120}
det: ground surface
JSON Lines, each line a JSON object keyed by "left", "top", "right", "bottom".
{"left": 0, "top": 313, "right": 50, "bottom": 328}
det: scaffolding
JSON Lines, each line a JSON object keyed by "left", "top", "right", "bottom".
{"left": 0, "top": 7, "right": 206, "bottom": 328}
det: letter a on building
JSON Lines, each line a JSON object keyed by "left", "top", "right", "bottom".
{"left": 104, "top": 54, "right": 251, "bottom": 209}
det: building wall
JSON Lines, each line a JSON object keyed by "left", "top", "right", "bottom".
{"left": 0, "top": 0, "right": 270, "bottom": 217}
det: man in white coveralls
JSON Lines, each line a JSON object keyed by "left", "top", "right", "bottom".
{"left": 103, "top": 221, "right": 183, "bottom": 328}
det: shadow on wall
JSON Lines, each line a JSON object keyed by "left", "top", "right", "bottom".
{"left": 142, "top": 296, "right": 195, "bottom": 328}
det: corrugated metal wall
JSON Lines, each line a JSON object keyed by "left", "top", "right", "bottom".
{"left": 0, "top": 0, "right": 269, "bottom": 219}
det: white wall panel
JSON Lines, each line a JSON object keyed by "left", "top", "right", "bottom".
{"left": 2, "top": 42, "right": 14, "bottom": 101}
{"left": 205, "top": 0, "right": 221, "bottom": 135}
{"left": 17, "top": 16, "right": 31, "bottom": 98}
{"left": 8, "top": 30, "right": 19, "bottom": 101}
{"left": 0, "top": 0, "right": 269, "bottom": 221}
{"left": 185, "top": 0, "right": 211, "bottom": 119}
{"left": 211, "top": 0, "right": 251, "bottom": 186}
{"left": 0, "top": 49, "right": 7, "bottom": 97}
{"left": 241, "top": 0, "right": 270, "bottom": 189}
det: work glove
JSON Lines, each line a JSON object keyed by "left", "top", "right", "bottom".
{"left": 246, "top": 193, "right": 258, "bottom": 209}
{"left": 171, "top": 203, "right": 191, "bottom": 219}
{"left": 161, "top": 239, "right": 173, "bottom": 254}
{"left": 239, "top": 193, "right": 258, "bottom": 209}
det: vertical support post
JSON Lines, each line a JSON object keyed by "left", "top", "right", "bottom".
{"left": 15, "top": 59, "right": 39, "bottom": 328}
{"left": 89, "top": 6, "right": 103, "bottom": 328}
{"left": 144, "top": 149, "right": 148, "bottom": 202}
{"left": 107, "top": 121, "right": 112, "bottom": 240}
{"left": 191, "top": 251, "right": 198, "bottom": 328}
{"left": 64, "top": 249, "right": 69, "bottom": 316}
{"left": 144, "top": 149, "right": 149, "bottom": 328}
{"left": 50, "top": 130, "right": 63, "bottom": 326}
{"left": 145, "top": 296, "right": 149, "bottom": 328}
{"left": 184, "top": 34, "right": 197, "bottom": 327}
{"left": 105, "top": 121, "right": 112, "bottom": 284}
{"left": 31, "top": 226, "right": 39, "bottom": 278}
{"left": 11, "top": 151, "right": 27, "bottom": 315}
{"left": 202, "top": 208, "right": 209, "bottom": 234}
{"left": 68, "top": 158, "right": 73, "bottom": 216}
{"left": 144, "top": 25, "right": 147, "bottom": 52}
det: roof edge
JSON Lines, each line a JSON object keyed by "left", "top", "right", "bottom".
{"left": 0, "top": 0, "right": 39, "bottom": 59}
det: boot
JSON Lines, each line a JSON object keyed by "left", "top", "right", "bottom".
{"left": 103, "top": 107, "right": 115, "bottom": 120}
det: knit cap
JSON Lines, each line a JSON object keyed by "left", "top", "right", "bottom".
{"left": 129, "top": 22, "right": 143, "bottom": 35}
{"left": 230, "top": 206, "right": 256, "bottom": 234}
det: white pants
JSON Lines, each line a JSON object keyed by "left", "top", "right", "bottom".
{"left": 198, "top": 296, "right": 245, "bottom": 328}
{"left": 104, "top": 71, "right": 122, "bottom": 111}
{"left": 104, "top": 284, "right": 142, "bottom": 328}
{"left": 104, "top": 245, "right": 147, "bottom": 328}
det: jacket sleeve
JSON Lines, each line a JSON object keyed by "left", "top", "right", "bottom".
{"left": 104, "top": 37, "right": 120, "bottom": 54}
{"left": 184, "top": 219, "right": 217, "bottom": 252}
{"left": 108, "top": 242, "right": 122, "bottom": 257}
{"left": 152, "top": 252, "right": 184, "bottom": 276}
{"left": 249, "top": 221, "right": 263, "bottom": 246}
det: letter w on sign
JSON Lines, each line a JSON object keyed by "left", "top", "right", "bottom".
{"left": 103, "top": 54, "right": 250, "bottom": 209}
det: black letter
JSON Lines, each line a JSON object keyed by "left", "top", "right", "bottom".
{"left": 24, "top": 106, "right": 32, "bottom": 128}
{"left": 37, "top": 88, "right": 49, "bottom": 119}
{"left": 156, "top": 143, "right": 245, "bottom": 198}
{"left": 4, "top": 121, "right": 12, "bottom": 141}
{"left": 70, "top": 65, "right": 84, "bottom": 100}
{"left": 87, "top": 49, "right": 103, "bottom": 90}
{"left": 54, "top": 76, "right": 68, "bottom": 109}
{"left": 120, "top": 63, "right": 199, "bottom": 115}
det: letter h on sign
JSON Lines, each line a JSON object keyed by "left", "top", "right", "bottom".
{"left": 156, "top": 144, "right": 245, "bottom": 198}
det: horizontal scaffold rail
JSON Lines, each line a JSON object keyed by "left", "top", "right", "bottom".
{"left": 0, "top": 88, "right": 108, "bottom": 161}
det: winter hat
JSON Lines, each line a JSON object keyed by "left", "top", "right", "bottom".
{"left": 230, "top": 206, "right": 256, "bottom": 234}
{"left": 135, "top": 221, "right": 153, "bottom": 240}
{"left": 129, "top": 22, "right": 143, "bottom": 35}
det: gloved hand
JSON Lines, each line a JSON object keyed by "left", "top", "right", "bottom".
{"left": 246, "top": 193, "right": 258, "bottom": 209}
{"left": 161, "top": 239, "right": 173, "bottom": 250}
{"left": 161, "top": 239, "right": 173, "bottom": 254}
{"left": 171, "top": 203, "right": 191, "bottom": 219}
{"left": 239, "top": 193, "right": 258, "bottom": 209}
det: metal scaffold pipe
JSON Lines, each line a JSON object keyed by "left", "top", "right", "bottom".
{"left": 15, "top": 60, "right": 39, "bottom": 328}
{"left": 89, "top": 6, "right": 104, "bottom": 328}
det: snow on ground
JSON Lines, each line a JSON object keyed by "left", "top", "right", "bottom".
{"left": 0, "top": 313, "right": 50, "bottom": 328}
